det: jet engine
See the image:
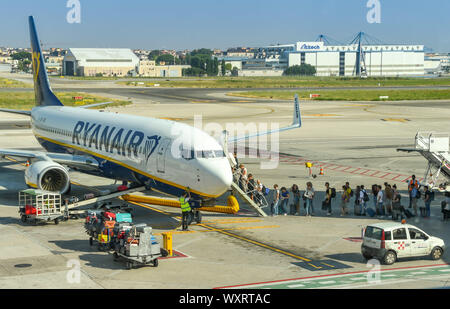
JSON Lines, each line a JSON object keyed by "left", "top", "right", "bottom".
{"left": 24, "top": 161, "right": 70, "bottom": 194}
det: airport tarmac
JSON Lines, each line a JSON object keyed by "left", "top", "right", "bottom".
{"left": 0, "top": 78, "right": 450, "bottom": 289}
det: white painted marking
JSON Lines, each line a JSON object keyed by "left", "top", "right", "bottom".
{"left": 410, "top": 272, "right": 427, "bottom": 275}
{"left": 439, "top": 269, "right": 450, "bottom": 272}
{"left": 382, "top": 274, "right": 397, "bottom": 277}
{"left": 350, "top": 277, "right": 366, "bottom": 281}
{"left": 287, "top": 284, "right": 305, "bottom": 288}
{"left": 319, "top": 280, "right": 336, "bottom": 285}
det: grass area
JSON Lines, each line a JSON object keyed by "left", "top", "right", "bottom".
{"left": 56, "top": 76, "right": 121, "bottom": 81}
{"left": 228, "top": 89, "right": 450, "bottom": 101}
{"left": 118, "top": 76, "right": 450, "bottom": 89}
{"left": 0, "top": 77, "right": 32, "bottom": 88}
{"left": 0, "top": 92, "right": 132, "bottom": 110}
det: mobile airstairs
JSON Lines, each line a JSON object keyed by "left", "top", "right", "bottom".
{"left": 398, "top": 132, "right": 450, "bottom": 192}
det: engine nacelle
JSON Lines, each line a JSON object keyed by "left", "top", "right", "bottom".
{"left": 25, "top": 161, "right": 70, "bottom": 194}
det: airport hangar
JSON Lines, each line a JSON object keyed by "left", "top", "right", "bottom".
{"left": 221, "top": 40, "right": 425, "bottom": 77}
{"left": 62, "top": 48, "right": 189, "bottom": 77}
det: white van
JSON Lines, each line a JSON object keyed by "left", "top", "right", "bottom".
{"left": 361, "top": 222, "right": 445, "bottom": 265}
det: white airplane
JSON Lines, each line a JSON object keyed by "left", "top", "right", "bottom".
{"left": 0, "top": 16, "right": 302, "bottom": 204}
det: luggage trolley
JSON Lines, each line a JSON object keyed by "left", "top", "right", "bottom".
{"left": 18, "top": 189, "right": 65, "bottom": 225}
{"left": 113, "top": 224, "right": 162, "bottom": 270}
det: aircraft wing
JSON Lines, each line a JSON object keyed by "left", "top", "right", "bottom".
{"left": 0, "top": 149, "right": 99, "bottom": 170}
{"left": 0, "top": 108, "right": 31, "bottom": 116}
{"left": 0, "top": 102, "right": 114, "bottom": 115}
{"left": 228, "top": 94, "right": 302, "bottom": 143}
{"left": 77, "top": 102, "right": 113, "bottom": 109}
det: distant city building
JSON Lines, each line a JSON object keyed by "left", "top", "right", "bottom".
{"left": 138, "top": 59, "right": 190, "bottom": 77}
{"left": 63, "top": 48, "right": 140, "bottom": 77}
{"left": 45, "top": 55, "right": 64, "bottom": 75}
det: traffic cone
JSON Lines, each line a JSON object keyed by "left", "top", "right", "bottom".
{"left": 320, "top": 167, "right": 324, "bottom": 176}
{"left": 25, "top": 160, "right": 30, "bottom": 167}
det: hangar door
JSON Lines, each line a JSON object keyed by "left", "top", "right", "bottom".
{"left": 65, "top": 61, "right": 74, "bottom": 76}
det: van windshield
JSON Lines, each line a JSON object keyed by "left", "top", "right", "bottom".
{"left": 365, "top": 226, "right": 383, "bottom": 240}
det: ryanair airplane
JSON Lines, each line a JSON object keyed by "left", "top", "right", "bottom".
{"left": 0, "top": 16, "right": 301, "bottom": 204}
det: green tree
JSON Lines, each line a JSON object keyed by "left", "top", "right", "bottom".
{"left": 183, "top": 67, "right": 205, "bottom": 77}
{"left": 156, "top": 54, "right": 175, "bottom": 65}
{"left": 11, "top": 51, "right": 31, "bottom": 61}
{"left": 221, "top": 59, "right": 226, "bottom": 76}
{"left": 283, "top": 64, "right": 316, "bottom": 76}
{"left": 148, "top": 50, "right": 161, "bottom": 60}
{"left": 18, "top": 59, "right": 31, "bottom": 72}
{"left": 191, "top": 48, "right": 213, "bottom": 57}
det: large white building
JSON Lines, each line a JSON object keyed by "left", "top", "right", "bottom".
{"left": 287, "top": 41, "right": 425, "bottom": 77}
{"left": 63, "top": 48, "right": 139, "bottom": 77}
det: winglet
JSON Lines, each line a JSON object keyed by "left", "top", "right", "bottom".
{"left": 292, "top": 94, "right": 302, "bottom": 128}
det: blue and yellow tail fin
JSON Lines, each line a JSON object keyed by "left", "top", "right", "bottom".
{"left": 29, "top": 16, "right": 63, "bottom": 107}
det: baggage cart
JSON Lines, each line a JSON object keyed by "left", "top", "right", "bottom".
{"left": 113, "top": 224, "right": 162, "bottom": 270}
{"left": 18, "top": 189, "right": 65, "bottom": 225}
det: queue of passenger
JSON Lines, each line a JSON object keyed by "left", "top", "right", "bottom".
{"left": 231, "top": 158, "right": 447, "bottom": 221}
{"left": 266, "top": 177, "right": 445, "bottom": 221}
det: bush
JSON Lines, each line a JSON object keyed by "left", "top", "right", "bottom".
{"left": 284, "top": 64, "right": 316, "bottom": 76}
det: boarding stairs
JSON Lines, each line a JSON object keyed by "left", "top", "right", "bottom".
{"left": 410, "top": 132, "right": 450, "bottom": 191}
{"left": 231, "top": 180, "right": 268, "bottom": 217}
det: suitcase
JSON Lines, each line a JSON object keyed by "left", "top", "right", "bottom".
{"left": 116, "top": 213, "right": 132, "bottom": 223}
{"left": 404, "top": 208, "right": 415, "bottom": 218}
{"left": 354, "top": 204, "right": 362, "bottom": 216}
{"left": 366, "top": 207, "right": 376, "bottom": 217}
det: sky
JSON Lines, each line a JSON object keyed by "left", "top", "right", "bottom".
{"left": 0, "top": 0, "right": 449, "bottom": 52}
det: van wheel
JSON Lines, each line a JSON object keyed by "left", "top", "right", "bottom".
{"left": 383, "top": 251, "right": 397, "bottom": 265}
{"left": 431, "top": 247, "right": 443, "bottom": 260}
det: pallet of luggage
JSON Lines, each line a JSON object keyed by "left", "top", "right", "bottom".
{"left": 84, "top": 209, "right": 166, "bottom": 269}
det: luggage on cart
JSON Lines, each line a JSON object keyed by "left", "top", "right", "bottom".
{"left": 18, "top": 190, "right": 65, "bottom": 225}
{"left": 116, "top": 213, "right": 132, "bottom": 223}
{"left": 113, "top": 223, "right": 162, "bottom": 270}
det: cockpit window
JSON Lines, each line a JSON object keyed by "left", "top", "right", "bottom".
{"left": 179, "top": 145, "right": 224, "bottom": 160}
{"left": 202, "top": 150, "right": 215, "bottom": 159}
{"left": 214, "top": 150, "right": 226, "bottom": 158}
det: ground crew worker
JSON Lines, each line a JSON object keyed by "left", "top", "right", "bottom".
{"left": 180, "top": 191, "right": 192, "bottom": 231}
{"left": 408, "top": 175, "right": 420, "bottom": 215}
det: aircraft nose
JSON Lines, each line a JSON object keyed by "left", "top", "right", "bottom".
{"left": 203, "top": 159, "right": 233, "bottom": 196}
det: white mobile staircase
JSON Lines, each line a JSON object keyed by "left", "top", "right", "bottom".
{"left": 398, "top": 132, "right": 450, "bottom": 191}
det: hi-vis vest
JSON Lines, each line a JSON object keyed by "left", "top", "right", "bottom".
{"left": 409, "top": 180, "right": 419, "bottom": 191}
{"left": 180, "top": 197, "right": 191, "bottom": 212}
